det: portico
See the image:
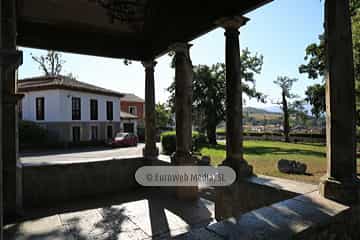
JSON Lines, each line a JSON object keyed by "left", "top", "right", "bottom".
{"left": 1, "top": 0, "right": 360, "bottom": 239}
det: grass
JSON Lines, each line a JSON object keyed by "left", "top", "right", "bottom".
{"left": 200, "top": 140, "right": 360, "bottom": 184}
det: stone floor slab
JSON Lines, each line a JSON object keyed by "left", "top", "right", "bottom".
{"left": 173, "top": 228, "right": 224, "bottom": 240}
{"left": 59, "top": 209, "right": 106, "bottom": 238}
{"left": 108, "top": 196, "right": 214, "bottom": 238}
{"left": 4, "top": 215, "right": 73, "bottom": 240}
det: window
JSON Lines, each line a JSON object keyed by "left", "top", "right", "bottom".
{"left": 36, "top": 97, "right": 45, "bottom": 120}
{"left": 72, "top": 97, "right": 81, "bottom": 120}
{"left": 129, "top": 106, "right": 137, "bottom": 115}
{"left": 72, "top": 126, "right": 80, "bottom": 143}
{"left": 107, "top": 125, "right": 113, "bottom": 139}
{"left": 91, "top": 126, "right": 98, "bottom": 141}
{"left": 90, "top": 99, "right": 98, "bottom": 120}
{"left": 106, "top": 101, "right": 113, "bottom": 121}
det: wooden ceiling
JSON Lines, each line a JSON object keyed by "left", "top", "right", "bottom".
{"left": 17, "top": 0, "right": 272, "bottom": 60}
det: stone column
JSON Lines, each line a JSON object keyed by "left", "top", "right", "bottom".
{"left": 142, "top": 60, "right": 159, "bottom": 162}
{"left": 0, "top": 0, "right": 23, "bottom": 227}
{"left": 215, "top": 16, "right": 252, "bottom": 221}
{"left": 171, "top": 43, "right": 198, "bottom": 200}
{"left": 319, "top": 0, "right": 360, "bottom": 204}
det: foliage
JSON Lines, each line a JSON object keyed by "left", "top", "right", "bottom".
{"left": 273, "top": 76, "right": 298, "bottom": 142}
{"left": 351, "top": 0, "right": 360, "bottom": 17}
{"left": 161, "top": 131, "right": 177, "bottom": 154}
{"left": 31, "top": 51, "right": 66, "bottom": 76}
{"left": 167, "top": 48, "right": 265, "bottom": 144}
{"left": 19, "top": 120, "right": 50, "bottom": 146}
{"left": 298, "top": 35, "right": 326, "bottom": 80}
{"left": 289, "top": 100, "right": 309, "bottom": 126}
{"left": 155, "top": 103, "right": 173, "bottom": 130}
{"left": 273, "top": 76, "right": 298, "bottom": 99}
{"left": 304, "top": 84, "right": 325, "bottom": 118}
{"left": 299, "top": 1, "right": 360, "bottom": 118}
{"left": 160, "top": 131, "right": 207, "bottom": 154}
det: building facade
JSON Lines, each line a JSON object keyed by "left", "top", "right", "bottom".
{"left": 120, "top": 93, "right": 145, "bottom": 121}
{"left": 19, "top": 76, "right": 122, "bottom": 143}
{"left": 120, "top": 111, "right": 139, "bottom": 135}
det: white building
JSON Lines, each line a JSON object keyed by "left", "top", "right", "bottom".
{"left": 18, "top": 75, "right": 122, "bottom": 144}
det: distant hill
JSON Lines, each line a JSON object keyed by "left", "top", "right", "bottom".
{"left": 244, "top": 107, "right": 282, "bottom": 115}
{"left": 261, "top": 105, "right": 283, "bottom": 113}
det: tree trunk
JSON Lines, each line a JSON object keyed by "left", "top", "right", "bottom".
{"left": 282, "top": 91, "right": 290, "bottom": 142}
{"left": 207, "top": 120, "right": 218, "bottom": 145}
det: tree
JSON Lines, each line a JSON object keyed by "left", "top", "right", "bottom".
{"left": 31, "top": 51, "right": 66, "bottom": 76}
{"left": 274, "top": 76, "right": 298, "bottom": 142}
{"left": 299, "top": 0, "right": 360, "bottom": 118}
{"left": 167, "top": 48, "right": 265, "bottom": 144}
{"left": 304, "top": 84, "right": 325, "bottom": 118}
{"left": 155, "top": 103, "right": 173, "bottom": 130}
{"left": 289, "top": 100, "right": 308, "bottom": 127}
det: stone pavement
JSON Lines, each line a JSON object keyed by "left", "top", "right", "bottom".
{"left": 4, "top": 179, "right": 350, "bottom": 239}
{"left": 4, "top": 189, "right": 215, "bottom": 240}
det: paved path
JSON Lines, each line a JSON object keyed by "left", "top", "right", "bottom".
{"left": 20, "top": 143, "right": 164, "bottom": 165}
{"left": 4, "top": 189, "right": 215, "bottom": 240}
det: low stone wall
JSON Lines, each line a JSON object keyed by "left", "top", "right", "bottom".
{"left": 236, "top": 175, "right": 317, "bottom": 214}
{"left": 20, "top": 157, "right": 144, "bottom": 209}
{"left": 298, "top": 205, "right": 360, "bottom": 240}
{"left": 179, "top": 192, "right": 360, "bottom": 240}
{"left": 215, "top": 175, "right": 318, "bottom": 220}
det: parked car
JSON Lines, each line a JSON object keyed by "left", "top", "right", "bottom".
{"left": 109, "top": 132, "right": 138, "bottom": 147}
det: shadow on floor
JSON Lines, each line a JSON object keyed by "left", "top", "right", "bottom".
{"left": 5, "top": 187, "right": 213, "bottom": 239}
{"left": 208, "top": 144, "right": 326, "bottom": 158}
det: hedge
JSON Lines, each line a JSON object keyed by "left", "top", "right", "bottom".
{"left": 161, "top": 131, "right": 207, "bottom": 154}
{"left": 216, "top": 130, "right": 325, "bottom": 139}
{"left": 19, "top": 120, "right": 49, "bottom": 146}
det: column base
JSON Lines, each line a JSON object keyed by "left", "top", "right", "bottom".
{"left": 174, "top": 150, "right": 199, "bottom": 201}
{"left": 319, "top": 176, "right": 360, "bottom": 205}
{"left": 222, "top": 158, "right": 253, "bottom": 179}
{"left": 143, "top": 147, "right": 159, "bottom": 162}
{"left": 215, "top": 180, "right": 244, "bottom": 221}
{"left": 174, "top": 150, "right": 195, "bottom": 165}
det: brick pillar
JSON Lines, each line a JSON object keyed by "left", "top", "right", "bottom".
{"left": 142, "top": 60, "right": 159, "bottom": 161}
{"left": 0, "top": 0, "right": 23, "bottom": 227}
{"left": 319, "top": 0, "right": 360, "bottom": 204}
{"left": 171, "top": 43, "right": 198, "bottom": 201}
{"left": 215, "top": 16, "right": 253, "bottom": 221}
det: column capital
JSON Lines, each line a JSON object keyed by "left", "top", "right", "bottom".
{"left": 142, "top": 60, "right": 157, "bottom": 69}
{"left": 169, "top": 42, "right": 193, "bottom": 55}
{"left": 216, "top": 16, "right": 250, "bottom": 30}
{"left": 0, "top": 49, "right": 23, "bottom": 69}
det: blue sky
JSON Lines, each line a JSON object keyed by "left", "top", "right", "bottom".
{"left": 19, "top": 0, "right": 324, "bottom": 108}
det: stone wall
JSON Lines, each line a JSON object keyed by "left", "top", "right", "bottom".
{"left": 297, "top": 205, "right": 360, "bottom": 240}
{"left": 21, "top": 157, "right": 144, "bottom": 209}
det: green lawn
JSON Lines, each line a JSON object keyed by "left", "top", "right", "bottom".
{"left": 200, "top": 140, "right": 360, "bottom": 184}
